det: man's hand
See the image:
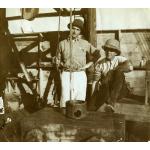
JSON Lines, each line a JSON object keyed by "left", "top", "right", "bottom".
{"left": 95, "top": 81, "right": 102, "bottom": 91}
{"left": 91, "top": 80, "right": 102, "bottom": 95}
{"left": 88, "top": 50, "right": 101, "bottom": 63}
{"left": 117, "top": 61, "right": 133, "bottom": 72}
{"left": 80, "top": 62, "right": 94, "bottom": 70}
{"left": 52, "top": 57, "right": 60, "bottom": 65}
{"left": 92, "top": 50, "right": 101, "bottom": 63}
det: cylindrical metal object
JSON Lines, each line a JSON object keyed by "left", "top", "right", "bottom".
{"left": 66, "top": 100, "right": 87, "bottom": 119}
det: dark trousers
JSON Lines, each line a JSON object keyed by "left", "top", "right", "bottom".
{"left": 0, "top": 73, "right": 6, "bottom": 97}
{"left": 0, "top": 33, "right": 11, "bottom": 97}
{"left": 87, "top": 69, "right": 129, "bottom": 111}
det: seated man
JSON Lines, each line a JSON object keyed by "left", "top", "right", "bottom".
{"left": 89, "top": 39, "right": 133, "bottom": 112}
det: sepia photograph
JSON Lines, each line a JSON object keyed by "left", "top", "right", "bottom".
{"left": 0, "top": 6, "right": 150, "bottom": 142}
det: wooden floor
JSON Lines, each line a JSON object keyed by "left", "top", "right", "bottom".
{"left": 1, "top": 94, "right": 150, "bottom": 141}
{"left": 20, "top": 107, "right": 125, "bottom": 142}
{"left": 115, "top": 102, "right": 150, "bottom": 122}
{"left": 98, "top": 96, "right": 150, "bottom": 123}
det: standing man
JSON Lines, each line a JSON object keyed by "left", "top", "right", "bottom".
{"left": 56, "top": 19, "right": 100, "bottom": 108}
{"left": 89, "top": 39, "right": 133, "bottom": 112}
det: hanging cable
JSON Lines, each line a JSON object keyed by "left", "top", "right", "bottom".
{"left": 57, "top": 9, "right": 61, "bottom": 52}
{"left": 55, "top": 9, "right": 61, "bottom": 67}
{"left": 74, "top": 8, "right": 76, "bottom": 20}
{"left": 69, "top": 8, "right": 73, "bottom": 101}
{"left": 53, "top": 9, "right": 61, "bottom": 105}
{"left": 54, "top": 9, "right": 61, "bottom": 70}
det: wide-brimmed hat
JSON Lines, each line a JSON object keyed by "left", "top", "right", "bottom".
{"left": 102, "top": 39, "right": 121, "bottom": 55}
{"left": 67, "top": 19, "right": 84, "bottom": 31}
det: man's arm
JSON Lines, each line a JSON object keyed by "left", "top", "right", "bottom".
{"left": 89, "top": 44, "right": 101, "bottom": 63}
{"left": 116, "top": 60, "right": 133, "bottom": 72}
{"left": 80, "top": 62, "right": 94, "bottom": 70}
{"left": 53, "top": 42, "right": 63, "bottom": 67}
{"left": 79, "top": 42, "right": 101, "bottom": 70}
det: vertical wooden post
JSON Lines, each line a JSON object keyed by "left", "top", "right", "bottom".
{"left": 83, "top": 8, "right": 97, "bottom": 110}
{"left": 84, "top": 8, "right": 97, "bottom": 47}
{"left": 0, "top": 8, "right": 7, "bottom": 31}
{"left": 115, "top": 30, "right": 122, "bottom": 48}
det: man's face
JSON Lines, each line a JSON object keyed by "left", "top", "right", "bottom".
{"left": 71, "top": 26, "right": 81, "bottom": 38}
{"left": 105, "top": 48, "right": 117, "bottom": 60}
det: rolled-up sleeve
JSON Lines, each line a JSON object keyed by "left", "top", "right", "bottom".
{"left": 117, "top": 56, "right": 127, "bottom": 63}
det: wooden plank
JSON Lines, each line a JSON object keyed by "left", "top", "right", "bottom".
{"left": 19, "top": 41, "right": 38, "bottom": 53}
{"left": 20, "top": 107, "right": 125, "bottom": 141}
{"left": 115, "top": 103, "right": 150, "bottom": 122}
{"left": 6, "top": 11, "right": 82, "bottom": 21}
{"left": 14, "top": 37, "right": 38, "bottom": 41}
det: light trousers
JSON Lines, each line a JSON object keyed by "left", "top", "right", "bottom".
{"left": 60, "top": 71, "right": 87, "bottom": 107}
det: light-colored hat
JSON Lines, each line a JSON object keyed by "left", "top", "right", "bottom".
{"left": 102, "top": 39, "right": 121, "bottom": 55}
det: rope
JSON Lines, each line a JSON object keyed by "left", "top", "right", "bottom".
{"left": 57, "top": 9, "right": 61, "bottom": 54}
{"left": 55, "top": 9, "right": 61, "bottom": 70}
{"left": 53, "top": 9, "right": 61, "bottom": 106}
{"left": 74, "top": 8, "right": 76, "bottom": 20}
{"left": 69, "top": 8, "right": 73, "bottom": 101}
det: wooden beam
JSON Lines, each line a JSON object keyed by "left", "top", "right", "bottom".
{"left": 54, "top": 8, "right": 61, "bottom": 12}
{"left": 84, "top": 8, "right": 97, "bottom": 46}
{"left": 12, "top": 33, "right": 40, "bottom": 37}
{"left": 115, "top": 102, "right": 150, "bottom": 122}
{"left": 115, "top": 30, "right": 122, "bottom": 41}
{"left": 97, "top": 29, "right": 150, "bottom": 33}
{"left": 6, "top": 11, "right": 83, "bottom": 21}
{"left": 63, "top": 8, "right": 70, "bottom": 13}
{"left": 19, "top": 41, "right": 38, "bottom": 53}
{"left": 14, "top": 37, "right": 38, "bottom": 41}
{"left": 83, "top": 9, "right": 97, "bottom": 109}
{"left": 0, "top": 8, "right": 7, "bottom": 31}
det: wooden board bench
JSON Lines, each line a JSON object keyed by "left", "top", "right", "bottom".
{"left": 20, "top": 107, "right": 125, "bottom": 142}
{"left": 115, "top": 102, "right": 150, "bottom": 123}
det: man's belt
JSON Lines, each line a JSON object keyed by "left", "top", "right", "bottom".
{"left": 62, "top": 62, "right": 94, "bottom": 72}
{"left": 63, "top": 68, "right": 85, "bottom": 72}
